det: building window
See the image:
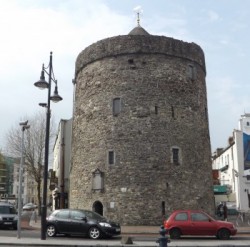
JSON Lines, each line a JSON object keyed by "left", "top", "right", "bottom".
{"left": 128, "top": 58, "right": 134, "bottom": 64}
{"left": 171, "top": 106, "right": 175, "bottom": 118}
{"left": 155, "top": 105, "right": 158, "bottom": 115}
{"left": 108, "top": 151, "right": 115, "bottom": 165}
{"left": 187, "top": 64, "right": 196, "bottom": 81}
{"left": 171, "top": 146, "right": 181, "bottom": 165}
{"left": 247, "top": 122, "right": 250, "bottom": 126}
{"left": 113, "top": 98, "right": 121, "bottom": 116}
{"left": 172, "top": 148, "right": 179, "bottom": 164}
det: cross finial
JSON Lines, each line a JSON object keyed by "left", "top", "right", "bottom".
{"left": 133, "top": 6, "right": 143, "bottom": 27}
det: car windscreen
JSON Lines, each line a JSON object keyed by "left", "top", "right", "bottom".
{"left": 0, "top": 205, "right": 17, "bottom": 214}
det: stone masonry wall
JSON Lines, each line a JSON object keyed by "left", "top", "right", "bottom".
{"left": 70, "top": 34, "right": 214, "bottom": 225}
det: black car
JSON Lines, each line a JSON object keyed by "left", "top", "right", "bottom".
{"left": 46, "top": 209, "right": 121, "bottom": 239}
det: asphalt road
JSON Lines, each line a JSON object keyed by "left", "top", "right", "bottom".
{"left": 1, "top": 228, "right": 250, "bottom": 242}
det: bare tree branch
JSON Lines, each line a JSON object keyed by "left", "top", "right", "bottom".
{"left": 5, "top": 111, "right": 56, "bottom": 215}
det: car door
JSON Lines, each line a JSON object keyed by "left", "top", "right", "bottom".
{"left": 54, "top": 210, "right": 70, "bottom": 234}
{"left": 172, "top": 212, "right": 191, "bottom": 235}
{"left": 69, "top": 210, "right": 89, "bottom": 235}
{"left": 190, "top": 212, "right": 216, "bottom": 235}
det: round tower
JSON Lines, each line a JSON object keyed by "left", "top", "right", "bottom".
{"left": 70, "top": 25, "right": 214, "bottom": 225}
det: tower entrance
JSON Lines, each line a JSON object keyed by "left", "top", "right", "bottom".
{"left": 93, "top": 201, "right": 103, "bottom": 216}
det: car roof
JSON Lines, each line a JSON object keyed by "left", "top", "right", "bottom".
{"left": 53, "top": 209, "right": 89, "bottom": 213}
{"left": 0, "top": 201, "right": 14, "bottom": 206}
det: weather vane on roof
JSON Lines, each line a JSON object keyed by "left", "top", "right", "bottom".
{"left": 133, "top": 6, "right": 143, "bottom": 27}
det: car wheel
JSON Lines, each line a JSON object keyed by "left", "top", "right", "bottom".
{"left": 47, "top": 225, "right": 57, "bottom": 237}
{"left": 89, "top": 226, "right": 101, "bottom": 239}
{"left": 217, "top": 228, "right": 230, "bottom": 240}
{"left": 169, "top": 228, "right": 181, "bottom": 239}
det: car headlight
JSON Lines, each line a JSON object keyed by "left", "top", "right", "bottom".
{"left": 14, "top": 215, "right": 18, "bottom": 221}
{"left": 99, "top": 222, "right": 112, "bottom": 227}
{"left": 0, "top": 216, "right": 2, "bottom": 221}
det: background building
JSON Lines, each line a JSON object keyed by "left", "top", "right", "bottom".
{"left": 52, "top": 119, "right": 72, "bottom": 210}
{"left": 0, "top": 157, "right": 7, "bottom": 199}
{"left": 0, "top": 156, "right": 17, "bottom": 203}
{"left": 12, "top": 162, "right": 36, "bottom": 206}
{"left": 70, "top": 24, "right": 214, "bottom": 225}
{"left": 212, "top": 113, "right": 250, "bottom": 211}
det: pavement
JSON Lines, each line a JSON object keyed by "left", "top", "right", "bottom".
{"left": 0, "top": 214, "right": 249, "bottom": 247}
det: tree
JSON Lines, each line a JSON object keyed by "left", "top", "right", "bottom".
{"left": 5, "top": 111, "right": 55, "bottom": 215}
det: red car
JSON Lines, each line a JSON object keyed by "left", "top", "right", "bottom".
{"left": 164, "top": 210, "right": 237, "bottom": 240}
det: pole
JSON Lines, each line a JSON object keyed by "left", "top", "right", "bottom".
{"left": 17, "top": 128, "right": 25, "bottom": 239}
{"left": 41, "top": 52, "right": 52, "bottom": 240}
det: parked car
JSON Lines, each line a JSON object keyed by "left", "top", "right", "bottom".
{"left": 22, "top": 203, "right": 37, "bottom": 211}
{"left": 0, "top": 201, "right": 18, "bottom": 230}
{"left": 46, "top": 209, "right": 121, "bottom": 239}
{"left": 164, "top": 209, "right": 237, "bottom": 240}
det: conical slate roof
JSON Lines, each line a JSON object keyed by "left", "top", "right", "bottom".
{"left": 128, "top": 25, "right": 150, "bottom": 35}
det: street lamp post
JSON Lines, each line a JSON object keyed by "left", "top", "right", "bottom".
{"left": 17, "top": 120, "right": 30, "bottom": 239}
{"left": 34, "top": 52, "right": 62, "bottom": 240}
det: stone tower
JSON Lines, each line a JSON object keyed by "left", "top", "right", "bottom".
{"left": 70, "top": 24, "right": 214, "bottom": 225}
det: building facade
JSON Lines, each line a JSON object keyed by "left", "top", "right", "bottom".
{"left": 12, "top": 162, "right": 38, "bottom": 206}
{"left": 52, "top": 119, "right": 72, "bottom": 210}
{"left": 70, "top": 25, "right": 214, "bottom": 225}
{"left": 0, "top": 158, "right": 7, "bottom": 199}
{"left": 212, "top": 113, "right": 250, "bottom": 211}
{"left": 0, "top": 156, "right": 17, "bottom": 203}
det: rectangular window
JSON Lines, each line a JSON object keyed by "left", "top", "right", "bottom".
{"left": 108, "top": 151, "right": 114, "bottom": 165}
{"left": 161, "top": 201, "right": 165, "bottom": 216}
{"left": 172, "top": 148, "right": 179, "bottom": 164}
{"left": 113, "top": 98, "right": 121, "bottom": 116}
{"left": 155, "top": 105, "right": 158, "bottom": 115}
{"left": 187, "top": 65, "right": 196, "bottom": 81}
{"left": 171, "top": 106, "right": 175, "bottom": 118}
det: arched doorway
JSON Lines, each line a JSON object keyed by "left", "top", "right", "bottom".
{"left": 93, "top": 201, "right": 103, "bottom": 215}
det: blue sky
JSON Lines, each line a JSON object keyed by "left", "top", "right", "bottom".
{"left": 0, "top": 0, "right": 249, "bottom": 153}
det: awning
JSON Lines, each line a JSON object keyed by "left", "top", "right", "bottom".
{"left": 213, "top": 185, "right": 227, "bottom": 193}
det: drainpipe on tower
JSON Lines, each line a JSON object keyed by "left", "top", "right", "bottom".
{"left": 60, "top": 120, "right": 65, "bottom": 208}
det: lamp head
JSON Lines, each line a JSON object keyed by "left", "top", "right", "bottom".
{"left": 50, "top": 84, "right": 63, "bottom": 103}
{"left": 34, "top": 69, "right": 49, "bottom": 90}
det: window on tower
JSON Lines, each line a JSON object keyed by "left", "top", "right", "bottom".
{"left": 113, "top": 98, "right": 121, "bottom": 116}
{"left": 172, "top": 148, "right": 179, "bottom": 164}
{"left": 171, "top": 146, "right": 181, "bottom": 165}
{"left": 187, "top": 64, "right": 196, "bottom": 81}
{"left": 155, "top": 105, "right": 158, "bottom": 115}
{"left": 108, "top": 151, "right": 115, "bottom": 165}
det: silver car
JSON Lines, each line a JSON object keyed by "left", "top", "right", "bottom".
{"left": 0, "top": 202, "right": 18, "bottom": 229}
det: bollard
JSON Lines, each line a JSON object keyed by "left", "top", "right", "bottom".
{"left": 156, "top": 225, "right": 170, "bottom": 247}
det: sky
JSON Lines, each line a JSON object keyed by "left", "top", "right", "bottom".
{"left": 0, "top": 0, "right": 250, "bottom": 153}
